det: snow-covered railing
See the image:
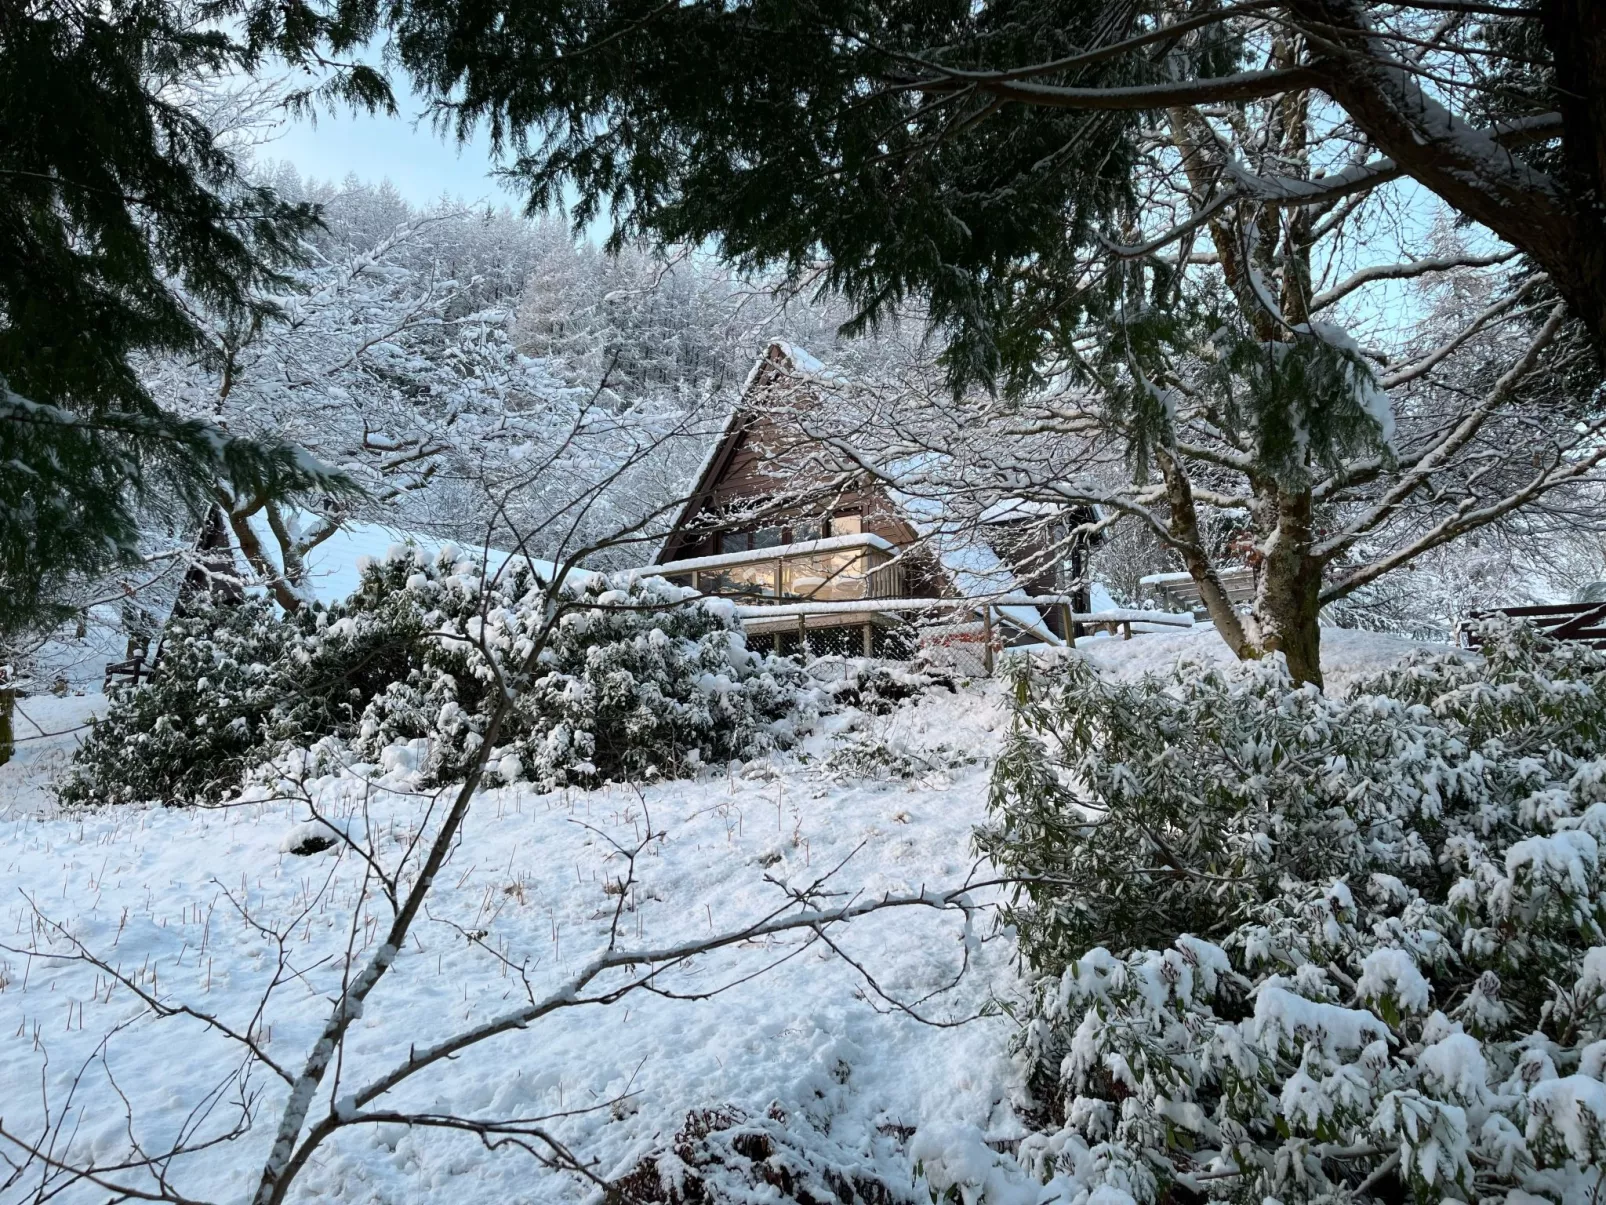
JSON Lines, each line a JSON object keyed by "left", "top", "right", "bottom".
{"left": 1140, "top": 566, "right": 1255, "bottom": 608}
{"left": 650, "top": 532, "right": 894, "bottom": 575}
{"left": 724, "top": 596, "right": 1189, "bottom": 668}
{"left": 727, "top": 597, "right": 1191, "bottom": 626}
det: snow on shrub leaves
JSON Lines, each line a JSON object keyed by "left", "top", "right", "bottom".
{"left": 605, "top": 1105, "right": 913, "bottom": 1205}
{"left": 349, "top": 552, "right": 815, "bottom": 791}
{"left": 63, "top": 547, "right": 814, "bottom": 805}
{"left": 977, "top": 622, "right": 1606, "bottom": 1204}
{"left": 60, "top": 571, "right": 429, "bottom": 806}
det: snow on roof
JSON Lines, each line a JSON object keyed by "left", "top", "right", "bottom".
{"left": 244, "top": 513, "right": 554, "bottom": 607}
{"left": 771, "top": 340, "right": 828, "bottom": 377}
{"left": 892, "top": 492, "right": 1049, "bottom": 619}
{"left": 659, "top": 342, "right": 843, "bottom": 565}
{"left": 1139, "top": 571, "right": 1195, "bottom": 586}
{"left": 977, "top": 498, "right": 1068, "bottom": 525}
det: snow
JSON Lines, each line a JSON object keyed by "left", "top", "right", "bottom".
{"left": 0, "top": 621, "right": 1455, "bottom": 1202}
{"left": 248, "top": 516, "right": 547, "bottom": 608}
{"left": 770, "top": 340, "right": 829, "bottom": 379}
{"left": 1579, "top": 947, "right": 1606, "bottom": 998}
{"left": 0, "top": 692, "right": 103, "bottom": 819}
{"left": 1075, "top": 624, "right": 1453, "bottom": 694}
{"left": 0, "top": 683, "right": 1026, "bottom": 1204}
{"left": 1300, "top": 319, "right": 1397, "bottom": 449}
{"left": 1253, "top": 978, "right": 1390, "bottom": 1056}
{"left": 1526, "top": 1076, "right": 1606, "bottom": 1161}
{"left": 1505, "top": 831, "right": 1598, "bottom": 894}
{"left": 1357, "top": 948, "right": 1432, "bottom": 1014}
{"left": 1418, "top": 1031, "right": 1490, "bottom": 1104}
{"left": 1136, "top": 571, "right": 1193, "bottom": 587}
{"left": 650, "top": 532, "right": 896, "bottom": 575}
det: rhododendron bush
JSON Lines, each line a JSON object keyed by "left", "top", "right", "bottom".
{"left": 978, "top": 624, "right": 1606, "bottom": 1204}
{"left": 65, "top": 547, "right": 815, "bottom": 805}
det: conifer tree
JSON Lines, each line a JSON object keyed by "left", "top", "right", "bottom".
{"left": 0, "top": 0, "right": 363, "bottom": 756}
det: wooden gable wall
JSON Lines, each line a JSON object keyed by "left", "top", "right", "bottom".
{"left": 656, "top": 347, "right": 921, "bottom": 566}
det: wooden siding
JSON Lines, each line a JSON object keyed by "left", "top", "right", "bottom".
{"left": 656, "top": 344, "right": 1089, "bottom": 628}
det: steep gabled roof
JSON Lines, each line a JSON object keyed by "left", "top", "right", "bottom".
{"left": 654, "top": 344, "right": 1093, "bottom": 626}
{"left": 654, "top": 342, "right": 833, "bottom": 564}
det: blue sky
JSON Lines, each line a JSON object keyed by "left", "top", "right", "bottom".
{"left": 268, "top": 84, "right": 512, "bottom": 207}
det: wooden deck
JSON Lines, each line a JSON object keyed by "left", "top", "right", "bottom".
{"left": 1140, "top": 566, "right": 1256, "bottom": 612}
{"left": 1462, "top": 602, "right": 1606, "bottom": 649}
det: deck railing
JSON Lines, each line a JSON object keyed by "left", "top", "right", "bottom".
{"left": 656, "top": 534, "right": 903, "bottom": 602}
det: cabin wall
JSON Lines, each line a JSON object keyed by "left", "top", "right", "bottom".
{"left": 664, "top": 407, "right": 919, "bottom": 563}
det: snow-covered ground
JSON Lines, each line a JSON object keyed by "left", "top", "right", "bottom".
{"left": 0, "top": 693, "right": 103, "bottom": 821}
{"left": 1075, "top": 622, "right": 1448, "bottom": 694}
{"left": 0, "top": 685, "right": 1023, "bottom": 1204}
{"left": 0, "top": 625, "right": 1448, "bottom": 1204}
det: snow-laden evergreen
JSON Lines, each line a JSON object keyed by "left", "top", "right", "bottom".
{"left": 63, "top": 549, "right": 815, "bottom": 806}
{"left": 979, "top": 622, "right": 1606, "bottom": 1204}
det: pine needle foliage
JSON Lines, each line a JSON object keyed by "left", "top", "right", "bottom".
{"left": 0, "top": 0, "right": 347, "bottom": 642}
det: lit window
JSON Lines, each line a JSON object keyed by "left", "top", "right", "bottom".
{"left": 701, "top": 563, "right": 777, "bottom": 597}
{"left": 831, "top": 512, "right": 863, "bottom": 536}
{"left": 782, "top": 550, "right": 868, "bottom": 600}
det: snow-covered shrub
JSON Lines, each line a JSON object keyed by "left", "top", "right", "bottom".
{"left": 818, "top": 735, "right": 978, "bottom": 785}
{"left": 353, "top": 556, "right": 816, "bottom": 791}
{"left": 60, "top": 598, "right": 293, "bottom": 805}
{"left": 62, "top": 556, "right": 437, "bottom": 806}
{"left": 814, "top": 657, "right": 955, "bottom": 716}
{"left": 64, "top": 547, "right": 815, "bottom": 805}
{"left": 605, "top": 1105, "right": 912, "bottom": 1204}
{"left": 977, "top": 622, "right": 1606, "bottom": 1204}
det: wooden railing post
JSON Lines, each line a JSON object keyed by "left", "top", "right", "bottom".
{"left": 982, "top": 607, "right": 995, "bottom": 675}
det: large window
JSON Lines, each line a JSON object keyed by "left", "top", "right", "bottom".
{"left": 715, "top": 515, "right": 854, "bottom": 552}
{"left": 830, "top": 511, "right": 862, "bottom": 536}
{"left": 782, "top": 549, "right": 869, "bottom": 600}
{"left": 673, "top": 528, "right": 901, "bottom": 601}
{"left": 719, "top": 526, "right": 783, "bottom": 554}
{"left": 698, "top": 562, "right": 778, "bottom": 597}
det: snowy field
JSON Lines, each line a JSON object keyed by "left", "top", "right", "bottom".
{"left": 0, "top": 628, "right": 1446, "bottom": 1203}
{"left": 0, "top": 684, "right": 1026, "bottom": 1203}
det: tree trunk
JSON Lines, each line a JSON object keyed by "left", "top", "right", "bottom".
{"left": 1539, "top": 0, "right": 1606, "bottom": 354}
{"left": 225, "top": 503, "right": 304, "bottom": 614}
{"left": 0, "top": 682, "right": 13, "bottom": 768}
{"left": 1251, "top": 488, "right": 1324, "bottom": 689}
{"left": 1254, "top": 562, "right": 1323, "bottom": 688}
{"left": 1155, "top": 448, "right": 1257, "bottom": 657}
